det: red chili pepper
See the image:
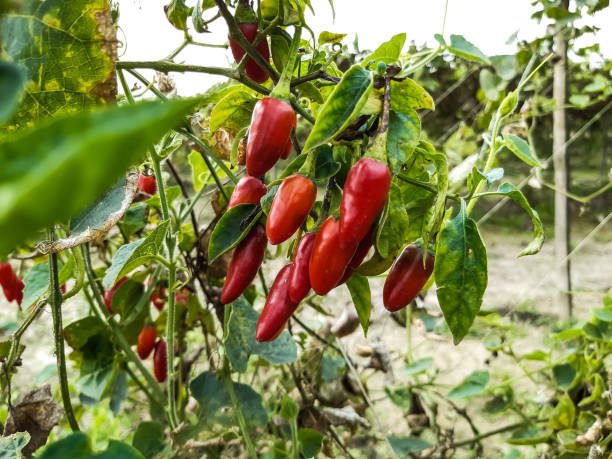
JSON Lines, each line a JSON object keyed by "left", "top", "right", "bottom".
{"left": 151, "top": 287, "right": 166, "bottom": 311}
{"left": 229, "top": 22, "right": 270, "bottom": 83}
{"left": 337, "top": 226, "right": 375, "bottom": 285}
{"left": 137, "top": 325, "right": 157, "bottom": 359}
{"left": 138, "top": 173, "right": 157, "bottom": 196}
{"left": 103, "top": 276, "right": 128, "bottom": 314}
{"left": 266, "top": 174, "right": 316, "bottom": 245}
{"left": 0, "top": 262, "right": 24, "bottom": 306}
{"left": 288, "top": 233, "right": 316, "bottom": 304}
{"left": 383, "top": 244, "right": 434, "bottom": 312}
{"left": 220, "top": 225, "right": 268, "bottom": 304}
{"left": 309, "top": 217, "right": 357, "bottom": 295}
{"left": 153, "top": 339, "right": 168, "bottom": 383}
{"left": 256, "top": 264, "right": 298, "bottom": 342}
{"left": 246, "top": 97, "right": 296, "bottom": 177}
{"left": 339, "top": 158, "right": 391, "bottom": 248}
{"left": 228, "top": 176, "right": 267, "bottom": 208}
{"left": 174, "top": 287, "right": 190, "bottom": 304}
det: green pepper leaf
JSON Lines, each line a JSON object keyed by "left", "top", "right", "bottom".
{"left": 0, "top": 98, "right": 199, "bottom": 256}
{"left": 448, "top": 34, "right": 490, "bottom": 64}
{"left": 208, "top": 204, "right": 261, "bottom": 262}
{"left": 550, "top": 393, "right": 576, "bottom": 430}
{"left": 224, "top": 297, "right": 297, "bottom": 372}
{"left": 190, "top": 371, "right": 267, "bottom": 428}
{"left": 209, "top": 88, "right": 257, "bottom": 135}
{"left": 387, "top": 109, "right": 420, "bottom": 174}
{"left": 303, "top": 65, "right": 373, "bottom": 152}
{"left": 37, "top": 432, "right": 143, "bottom": 459}
{"left": 0, "top": 432, "right": 30, "bottom": 458}
{"left": 363, "top": 33, "right": 406, "bottom": 66}
{"left": 503, "top": 134, "right": 543, "bottom": 168}
{"left": 390, "top": 77, "right": 435, "bottom": 112}
{"left": 477, "top": 183, "right": 544, "bottom": 256}
{"left": 376, "top": 180, "right": 410, "bottom": 258}
{"left": 435, "top": 200, "right": 488, "bottom": 344}
{"left": 0, "top": 62, "right": 26, "bottom": 124}
{"left": 0, "top": 0, "right": 116, "bottom": 130}
{"left": 317, "top": 31, "right": 347, "bottom": 46}
{"left": 102, "top": 221, "right": 169, "bottom": 289}
{"left": 448, "top": 371, "right": 490, "bottom": 399}
{"left": 346, "top": 275, "right": 372, "bottom": 336}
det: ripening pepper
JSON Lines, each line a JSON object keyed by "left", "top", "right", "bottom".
{"left": 337, "top": 226, "right": 375, "bottom": 285}
{"left": 256, "top": 264, "right": 298, "bottom": 342}
{"left": 383, "top": 244, "right": 434, "bottom": 312}
{"left": 288, "top": 233, "right": 316, "bottom": 303}
{"left": 151, "top": 287, "right": 165, "bottom": 311}
{"left": 266, "top": 174, "right": 316, "bottom": 245}
{"left": 137, "top": 325, "right": 157, "bottom": 359}
{"left": 339, "top": 158, "right": 391, "bottom": 248}
{"left": 220, "top": 225, "right": 268, "bottom": 304}
{"left": 0, "top": 262, "right": 24, "bottom": 306}
{"left": 246, "top": 97, "right": 296, "bottom": 177}
{"left": 153, "top": 339, "right": 168, "bottom": 383}
{"left": 138, "top": 173, "right": 157, "bottom": 196}
{"left": 309, "top": 217, "right": 358, "bottom": 295}
{"left": 228, "top": 176, "right": 267, "bottom": 208}
{"left": 103, "top": 276, "right": 128, "bottom": 314}
{"left": 229, "top": 22, "right": 270, "bottom": 83}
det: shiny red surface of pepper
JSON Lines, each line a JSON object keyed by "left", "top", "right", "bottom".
{"left": 220, "top": 225, "right": 268, "bottom": 304}
{"left": 288, "top": 233, "right": 316, "bottom": 303}
{"left": 103, "top": 276, "right": 128, "bottom": 314}
{"left": 228, "top": 176, "right": 267, "bottom": 208}
{"left": 246, "top": 97, "right": 296, "bottom": 177}
{"left": 309, "top": 217, "right": 358, "bottom": 295}
{"left": 0, "top": 262, "right": 24, "bottom": 306}
{"left": 266, "top": 174, "right": 316, "bottom": 245}
{"left": 337, "top": 226, "right": 375, "bottom": 285}
{"left": 138, "top": 174, "right": 157, "bottom": 196}
{"left": 339, "top": 158, "right": 391, "bottom": 248}
{"left": 229, "top": 22, "right": 270, "bottom": 83}
{"left": 383, "top": 244, "right": 434, "bottom": 312}
{"left": 256, "top": 264, "right": 298, "bottom": 342}
{"left": 153, "top": 339, "right": 168, "bottom": 383}
{"left": 137, "top": 325, "right": 157, "bottom": 359}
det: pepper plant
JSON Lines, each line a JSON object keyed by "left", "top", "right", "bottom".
{"left": 0, "top": 0, "right": 590, "bottom": 457}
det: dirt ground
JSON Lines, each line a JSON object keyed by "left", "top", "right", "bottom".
{"left": 0, "top": 219, "right": 610, "bottom": 456}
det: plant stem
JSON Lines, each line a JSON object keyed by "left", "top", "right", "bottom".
{"left": 150, "top": 151, "right": 181, "bottom": 429}
{"left": 449, "top": 419, "right": 542, "bottom": 448}
{"left": 118, "top": 60, "right": 236, "bottom": 79}
{"left": 270, "top": 27, "right": 302, "bottom": 100}
{"left": 223, "top": 362, "right": 258, "bottom": 458}
{"left": 48, "top": 230, "right": 80, "bottom": 431}
{"left": 5, "top": 298, "right": 47, "bottom": 373}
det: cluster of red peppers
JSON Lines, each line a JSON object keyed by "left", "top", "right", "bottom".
{"left": 137, "top": 325, "right": 167, "bottom": 383}
{"left": 219, "top": 6, "right": 435, "bottom": 342}
{"left": 0, "top": 262, "right": 24, "bottom": 307}
{"left": 103, "top": 277, "right": 190, "bottom": 383}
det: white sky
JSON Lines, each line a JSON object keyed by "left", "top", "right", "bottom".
{"left": 117, "top": 0, "right": 611, "bottom": 96}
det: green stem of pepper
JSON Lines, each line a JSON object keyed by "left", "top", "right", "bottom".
{"left": 270, "top": 26, "right": 302, "bottom": 101}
